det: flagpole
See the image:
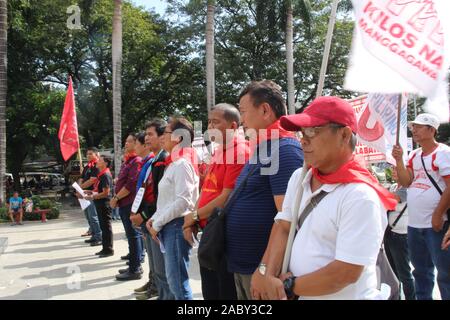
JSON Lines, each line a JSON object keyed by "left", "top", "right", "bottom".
{"left": 316, "top": 0, "right": 339, "bottom": 97}
{"left": 396, "top": 93, "right": 402, "bottom": 145}
{"left": 78, "top": 148, "right": 83, "bottom": 175}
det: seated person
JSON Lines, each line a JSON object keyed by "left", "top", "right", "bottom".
{"left": 8, "top": 191, "right": 24, "bottom": 226}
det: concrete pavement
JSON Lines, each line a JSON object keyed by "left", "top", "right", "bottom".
{"left": 0, "top": 207, "right": 202, "bottom": 300}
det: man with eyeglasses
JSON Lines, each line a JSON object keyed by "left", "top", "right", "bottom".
{"left": 251, "top": 96, "right": 397, "bottom": 300}
{"left": 392, "top": 113, "right": 450, "bottom": 300}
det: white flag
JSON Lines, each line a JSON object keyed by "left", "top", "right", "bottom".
{"left": 355, "top": 93, "right": 408, "bottom": 165}
{"left": 345, "top": 0, "right": 450, "bottom": 122}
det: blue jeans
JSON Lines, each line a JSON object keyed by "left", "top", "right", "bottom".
{"left": 160, "top": 217, "right": 192, "bottom": 300}
{"left": 149, "top": 229, "right": 174, "bottom": 300}
{"left": 119, "top": 204, "right": 143, "bottom": 272}
{"left": 112, "top": 208, "right": 120, "bottom": 220}
{"left": 408, "top": 222, "right": 450, "bottom": 300}
{"left": 384, "top": 230, "right": 416, "bottom": 300}
{"left": 85, "top": 203, "right": 102, "bottom": 241}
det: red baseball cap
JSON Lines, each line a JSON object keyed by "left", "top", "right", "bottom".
{"left": 280, "top": 96, "right": 357, "bottom": 133}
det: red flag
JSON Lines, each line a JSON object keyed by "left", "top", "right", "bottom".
{"left": 58, "top": 76, "right": 80, "bottom": 161}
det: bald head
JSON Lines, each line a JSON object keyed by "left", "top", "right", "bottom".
{"left": 211, "top": 103, "right": 240, "bottom": 125}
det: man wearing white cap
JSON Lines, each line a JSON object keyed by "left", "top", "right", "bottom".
{"left": 392, "top": 113, "right": 450, "bottom": 300}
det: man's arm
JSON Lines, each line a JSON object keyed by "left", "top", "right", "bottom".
{"left": 392, "top": 145, "right": 413, "bottom": 187}
{"left": 431, "top": 176, "right": 450, "bottom": 232}
{"left": 80, "top": 177, "right": 96, "bottom": 189}
{"left": 276, "top": 260, "right": 364, "bottom": 298}
{"left": 251, "top": 195, "right": 288, "bottom": 299}
{"left": 197, "top": 188, "right": 232, "bottom": 220}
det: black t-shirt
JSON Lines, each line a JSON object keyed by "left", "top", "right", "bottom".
{"left": 81, "top": 164, "right": 99, "bottom": 191}
{"left": 95, "top": 173, "right": 113, "bottom": 204}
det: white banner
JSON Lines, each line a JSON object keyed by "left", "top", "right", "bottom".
{"left": 349, "top": 94, "right": 408, "bottom": 165}
{"left": 345, "top": 0, "right": 450, "bottom": 122}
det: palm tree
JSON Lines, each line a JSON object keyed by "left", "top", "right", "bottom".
{"left": 206, "top": 0, "right": 215, "bottom": 113}
{"left": 112, "top": 0, "right": 122, "bottom": 176}
{"left": 286, "top": 0, "right": 311, "bottom": 114}
{"left": 0, "top": 0, "right": 7, "bottom": 204}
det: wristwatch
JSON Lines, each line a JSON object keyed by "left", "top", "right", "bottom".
{"left": 258, "top": 263, "right": 267, "bottom": 276}
{"left": 192, "top": 210, "right": 199, "bottom": 222}
{"left": 283, "top": 275, "right": 297, "bottom": 300}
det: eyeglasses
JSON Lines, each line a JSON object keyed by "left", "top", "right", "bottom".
{"left": 299, "top": 124, "right": 345, "bottom": 139}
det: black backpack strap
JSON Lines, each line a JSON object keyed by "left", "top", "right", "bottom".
{"left": 296, "top": 190, "right": 329, "bottom": 232}
{"left": 391, "top": 203, "right": 407, "bottom": 228}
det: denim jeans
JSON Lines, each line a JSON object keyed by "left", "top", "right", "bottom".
{"left": 119, "top": 204, "right": 143, "bottom": 273}
{"left": 112, "top": 207, "right": 121, "bottom": 220}
{"left": 408, "top": 222, "right": 450, "bottom": 300}
{"left": 85, "top": 203, "right": 102, "bottom": 241}
{"left": 384, "top": 230, "right": 416, "bottom": 300}
{"left": 149, "top": 230, "right": 174, "bottom": 300}
{"left": 160, "top": 217, "right": 193, "bottom": 300}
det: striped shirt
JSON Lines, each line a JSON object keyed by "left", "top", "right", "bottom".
{"left": 225, "top": 138, "right": 304, "bottom": 274}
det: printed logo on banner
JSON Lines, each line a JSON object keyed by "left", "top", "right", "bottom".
{"left": 348, "top": 94, "right": 408, "bottom": 165}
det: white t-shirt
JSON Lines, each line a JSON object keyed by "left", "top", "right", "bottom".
{"left": 406, "top": 143, "right": 450, "bottom": 228}
{"left": 387, "top": 185, "right": 408, "bottom": 234}
{"left": 275, "top": 168, "right": 387, "bottom": 300}
{"left": 152, "top": 158, "right": 199, "bottom": 232}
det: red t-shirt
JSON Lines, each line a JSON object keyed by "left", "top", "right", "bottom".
{"left": 198, "top": 136, "right": 250, "bottom": 228}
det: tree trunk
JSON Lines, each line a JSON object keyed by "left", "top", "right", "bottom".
{"left": 286, "top": 3, "right": 295, "bottom": 115}
{"left": 0, "top": 0, "right": 7, "bottom": 204}
{"left": 205, "top": 1, "right": 215, "bottom": 113}
{"left": 112, "top": 0, "right": 123, "bottom": 177}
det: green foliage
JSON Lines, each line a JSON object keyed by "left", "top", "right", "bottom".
{"left": 37, "top": 199, "right": 52, "bottom": 209}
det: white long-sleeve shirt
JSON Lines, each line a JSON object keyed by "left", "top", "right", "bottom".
{"left": 151, "top": 158, "right": 199, "bottom": 232}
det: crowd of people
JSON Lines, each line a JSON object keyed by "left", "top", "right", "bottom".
{"left": 72, "top": 80, "right": 449, "bottom": 300}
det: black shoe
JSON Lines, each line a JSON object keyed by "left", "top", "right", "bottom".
{"left": 116, "top": 271, "right": 142, "bottom": 281}
{"left": 119, "top": 267, "right": 143, "bottom": 274}
{"left": 85, "top": 238, "right": 96, "bottom": 243}
{"left": 121, "top": 254, "right": 130, "bottom": 260}
{"left": 90, "top": 241, "right": 102, "bottom": 246}
{"left": 95, "top": 250, "right": 105, "bottom": 256}
{"left": 98, "top": 251, "right": 114, "bottom": 258}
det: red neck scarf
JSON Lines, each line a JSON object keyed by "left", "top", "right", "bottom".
{"left": 257, "top": 120, "right": 295, "bottom": 143}
{"left": 124, "top": 152, "right": 137, "bottom": 163}
{"left": 94, "top": 168, "right": 111, "bottom": 192}
{"left": 87, "top": 160, "right": 97, "bottom": 168}
{"left": 164, "top": 147, "right": 199, "bottom": 176}
{"left": 311, "top": 157, "right": 397, "bottom": 211}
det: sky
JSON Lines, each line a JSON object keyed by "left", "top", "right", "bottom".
{"left": 132, "top": 0, "right": 167, "bottom": 15}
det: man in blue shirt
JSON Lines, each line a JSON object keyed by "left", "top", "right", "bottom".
{"left": 8, "top": 191, "right": 24, "bottom": 226}
{"left": 226, "top": 80, "right": 304, "bottom": 300}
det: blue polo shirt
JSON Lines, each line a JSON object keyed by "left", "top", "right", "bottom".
{"left": 225, "top": 138, "right": 303, "bottom": 274}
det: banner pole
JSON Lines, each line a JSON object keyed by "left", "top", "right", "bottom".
{"left": 396, "top": 93, "right": 402, "bottom": 146}
{"left": 78, "top": 147, "right": 83, "bottom": 175}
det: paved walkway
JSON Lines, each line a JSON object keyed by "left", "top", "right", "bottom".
{"left": 0, "top": 207, "right": 202, "bottom": 300}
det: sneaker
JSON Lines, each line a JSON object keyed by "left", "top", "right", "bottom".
{"left": 115, "top": 271, "right": 142, "bottom": 281}
{"left": 10, "top": 223, "right": 16, "bottom": 226}
{"left": 98, "top": 251, "right": 114, "bottom": 258}
{"left": 119, "top": 267, "right": 143, "bottom": 274}
{"left": 90, "top": 241, "right": 102, "bottom": 247}
{"left": 121, "top": 254, "right": 130, "bottom": 261}
{"left": 134, "top": 282, "right": 150, "bottom": 294}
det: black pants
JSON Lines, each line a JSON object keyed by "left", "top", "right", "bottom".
{"left": 200, "top": 255, "right": 237, "bottom": 300}
{"left": 94, "top": 201, "right": 113, "bottom": 253}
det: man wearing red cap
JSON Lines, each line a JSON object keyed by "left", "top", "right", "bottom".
{"left": 251, "top": 96, "right": 396, "bottom": 300}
